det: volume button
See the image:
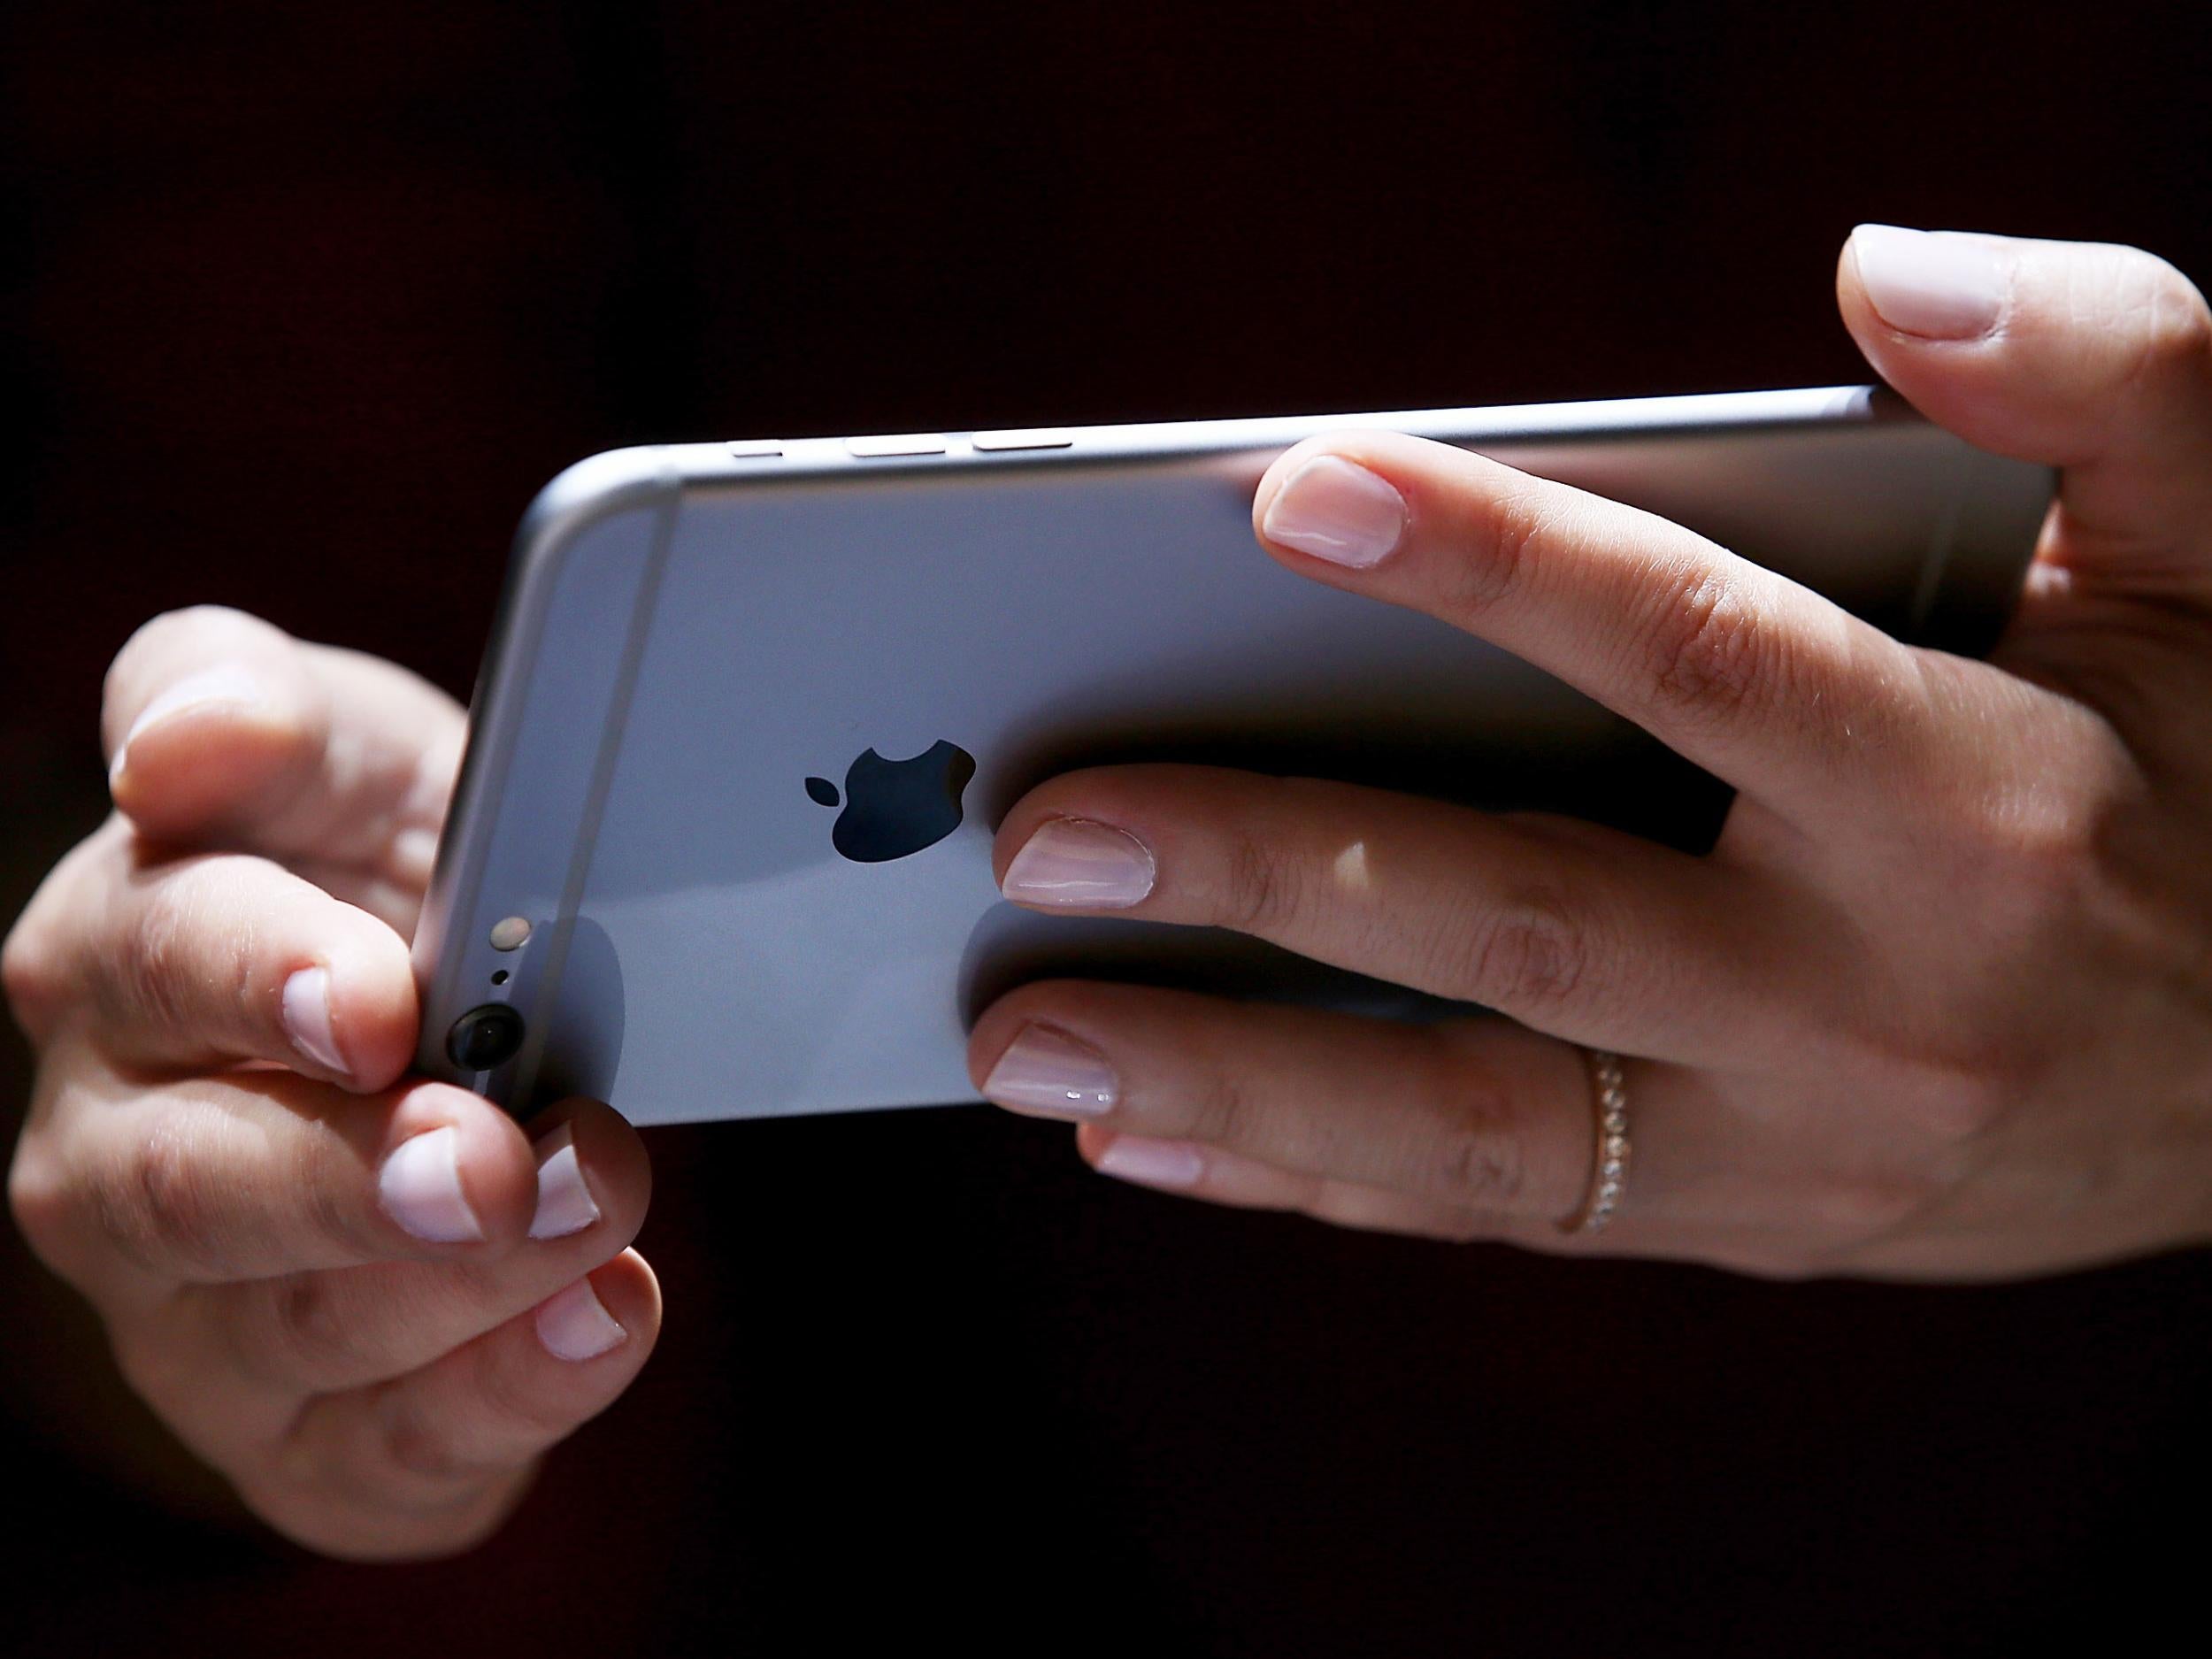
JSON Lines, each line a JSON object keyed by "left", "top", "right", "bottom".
{"left": 845, "top": 434, "right": 949, "bottom": 457}
{"left": 972, "top": 428, "right": 1074, "bottom": 451}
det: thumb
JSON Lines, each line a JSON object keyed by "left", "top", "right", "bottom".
{"left": 1837, "top": 225, "right": 2212, "bottom": 592}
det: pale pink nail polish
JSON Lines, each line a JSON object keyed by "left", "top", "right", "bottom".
{"left": 1850, "top": 224, "right": 2011, "bottom": 340}
{"left": 377, "top": 1125, "right": 485, "bottom": 1244}
{"left": 280, "top": 965, "right": 348, "bottom": 1076}
{"left": 982, "top": 1026, "right": 1118, "bottom": 1118}
{"left": 1095, "top": 1136, "right": 1206, "bottom": 1190}
{"left": 536, "top": 1277, "right": 626, "bottom": 1362}
{"left": 528, "top": 1122, "right": 602, "bottom": 1240}
{"left": 1001, "top": 818, "right": 1156, "bottom": 909}
{"left": 1261, "top": 454, "right": 1408, "bottom": 568}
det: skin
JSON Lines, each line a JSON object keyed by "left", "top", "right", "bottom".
{"left": 4, "top": 613, "right": 660, "bottom": 1560}
{"left": 972, "top": 227, "right": 2212, "bottom": 1277}
{"left": 4, "top": 227, "right": 2208, "bottom": 1560}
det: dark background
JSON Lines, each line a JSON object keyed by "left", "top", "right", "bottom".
{"left": 6, "top": 3, "right": 2210, "bottom": 1654}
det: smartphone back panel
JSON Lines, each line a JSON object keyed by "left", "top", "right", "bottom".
{"left": 414, "top": 388, "right": 2049, "bottom": 1124}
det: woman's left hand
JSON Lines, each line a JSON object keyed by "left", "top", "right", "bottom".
{"left": 969, "top": 225, "right": 2212, "bottom": 1280}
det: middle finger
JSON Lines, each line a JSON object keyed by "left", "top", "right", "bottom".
{"left": 994, "top": 764, "right": 1808, "bottom": 1064}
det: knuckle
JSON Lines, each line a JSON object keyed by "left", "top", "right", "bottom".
{"left": 1176, "top": 1062, "right": 1265, "bottom": 1148}
{"left": 373, "top": 1391, "right": 483, "bottom": 1486}
{"left": 259, "top": 1273, "right": 373, "bottom": 1389}
{"left": 1447, "top": 484, "right": 1555, "bottom": 616}
{"left": 1432, "top": 1118, "right": 1526, "bottom": 1208}
{"left": 117, "top": 887, "right": 200, "bottom": 1036}
{"left": 251, "top": 1421, "right": 526, "bottom": 1559}
{"left": 296, "top": 1149, "right": 371, "bottom": 1259}
{"left": 1422, "top": 1051, "right": 1528, "bottom": 1207}
{"left": 1946, "top": 746, "right": 2124, "bottom": 930}
{"left": 2109, "top": 249, "right": 2212, "bottom": 396}
{"left": 475, "top": 1348, "right": 583, "bottom": 1442}
{"left": 114, "top": 863, "right": 257, "bottom": 1041}
{"left": 1900, "top": 1058, "right": 2016, "bottom": 1145}
{"left": 1, "top": 913, "right": 63, "bottom": 1036}
{"left": 90, "top": 1111, "right": 231, "bottom": 1278}
{"left": 1220, "top": 828, "right": 1308, "bottom": 936}
{"left": 1458, "top": 888, "right": 1590, "bottom": 1018}
{"left": 1, "top": 835, "right": 111, "bottom": 1041}
{"left": 7, "top": 1141, "right": 74, "bottom": 1276}
{"left": 1640, "top": 566, "right": 1772, "bottom": 726}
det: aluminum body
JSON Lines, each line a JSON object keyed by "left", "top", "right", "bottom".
{"left": 413, "top": 387, "right": 2051, "bottom": 1124}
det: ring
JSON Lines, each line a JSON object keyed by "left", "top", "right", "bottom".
{"left": 1559, "top": 1048, "right": 1630, "bottom": 1235}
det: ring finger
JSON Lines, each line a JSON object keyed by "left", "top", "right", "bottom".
{"left": 972, "top": 979, "right": 1661, "bottom": 1229}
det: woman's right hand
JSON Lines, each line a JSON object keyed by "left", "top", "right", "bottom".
{"left": 3, "top": 606, "right": 660, "bottom": 1561}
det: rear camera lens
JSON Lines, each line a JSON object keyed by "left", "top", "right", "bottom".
{"left": 447, "top": 1003, "right": 526, "bottom": 1071}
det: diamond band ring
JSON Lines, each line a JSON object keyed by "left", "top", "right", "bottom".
{"left": 1560, "top": 1049, "right": 1630, "bottom": 1235}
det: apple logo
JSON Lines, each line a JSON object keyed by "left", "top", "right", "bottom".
{"left": 806, "top": 741, "right": 977, "bottom": 863}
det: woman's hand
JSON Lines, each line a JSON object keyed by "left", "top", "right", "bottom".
{"left": 3, "top": 608, "right": 660, "bottom": 1558}
{"left": 972, "top": 226, "right": 2212, "bottom": 1279}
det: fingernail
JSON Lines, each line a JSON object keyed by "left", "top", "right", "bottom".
{"left": 1850, "top": 224, "right": 2011, "bottom": 341}
{"left": 982, "top": 1025, "right": 1118, "bottom": 1118}
{"left": 536, "top": 1276, "right": 626, "bottom": 1362}
{"left": 377, "top": 1125, "right": 485, "bottom": 1244}
{"left": 280, "top": 966, "right": 348, "bottom": 1077}
{"left": 1095, "top": 1136, "right": 1206, "bottom": 1191}
{"left": 1261, "top": 454, "right": 1408, "bottom": 568}
{"left": 111, "top": 663, "right": 269, "bottom": 787}
{"left": 1001, "top": 818, "right": 1156, "bottom": 909}
{"left": 528, "top": 1122, "right": 601, "bottom": 1240}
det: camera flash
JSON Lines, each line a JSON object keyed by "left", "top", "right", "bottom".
{"left": 490, "top": 916, "right": 533, "bottom": 951}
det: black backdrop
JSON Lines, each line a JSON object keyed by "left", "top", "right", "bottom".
{"left": 6, "top": 4, "right": 2210, "bottom": 1654}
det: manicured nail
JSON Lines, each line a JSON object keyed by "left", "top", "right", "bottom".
{"left": 377, "top": 1125, "right": 485, "bottom": 1244}
{"left": 280, "top": 965, "right": 348, "bottom": 1076}
{"left": 536, "top": 1277, "right": 626, "bottom": 1362}
{"left": 528, "top": 1122, "right": 601, "bottom": 1240}
{"left": 111, "top": 663, "right": 269, "bottom": 787}
{"left": 1001, "top": 818, "right": 1156, "bottom": 909}
{"left": 1095, "top": 1135, "right": 1206, "bottom": 1190}
{"left": 1261, "top": 454, "right": 1408, "bottom": 568}
{"left": 982, "top": 1025, "right": 1118, "bottom": 1118}
{"left": 1850, "top": 224, "right": 2011, "bottom": 341}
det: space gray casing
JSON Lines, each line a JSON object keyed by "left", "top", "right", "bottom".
{"left": 411, "top": 387, "right": 2050, "bottom": 1125}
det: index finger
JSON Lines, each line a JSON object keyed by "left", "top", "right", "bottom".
{"left": 1250, "top": 432, "right": 1940, "bottom": 819}
{"left": 103, "top": 605, "right": 465, "bottom": 882}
